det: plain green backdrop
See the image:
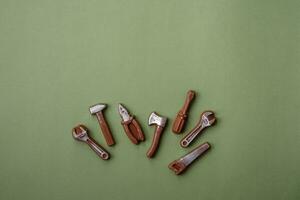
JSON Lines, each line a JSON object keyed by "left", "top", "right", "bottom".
{"left": 0, "top": 0, "right": 299, "bottom": 200}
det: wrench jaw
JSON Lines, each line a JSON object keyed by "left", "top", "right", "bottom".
{"left": 72, "top": 125, "right": 89, "bottom": 142}
{"left": 201, "top": 111, "right": 216, "bottom": 128}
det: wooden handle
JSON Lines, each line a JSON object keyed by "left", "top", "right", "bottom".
{"left": 131, "top": 119, "right": 145, "bottom": 141}
{"left": 121, "top": 118, "right": 145, "bottom": 144}
{"left": 122, "top": 122, "right": 139, "bottom": 144}
{"left": 96, "top": 112, "right": 115, "bottom": 146}
{"left": 146, "top": 126, "right": 164, "bottom": 158}
{"left": 181, "top": 90, "right": 196, "bottom": 114}
{"left": 172, "top": 90, "right": 196, "bottom": 134}
{"left": 86, "top": 138, "right": 110, "bottom": 160}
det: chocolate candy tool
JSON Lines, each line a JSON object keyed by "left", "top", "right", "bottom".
{"left": 72, "top": 125, "right": 110, "bottom": 160}
{"left": 180, "top": 111, "right": 216, "bottom": 148}
{"left": 118, "top": 103, "right": 145, "bottom": 144}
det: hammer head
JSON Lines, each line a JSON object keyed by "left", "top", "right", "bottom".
{"left": 148, "top": 112, "right": 167, "bottom": 127}
{"left": 89, "top": 103, "right": 106, "bottom": 114}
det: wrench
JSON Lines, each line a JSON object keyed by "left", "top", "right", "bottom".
{"left": 72, "top": 125, "right": 110, "bottom": 160}
{"left": 180, "top": 111, "right": 216, "bottom": 148}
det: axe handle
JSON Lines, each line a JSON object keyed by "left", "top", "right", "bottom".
{"left": 96, "top": 112, "right": 115, "bottom": 146}
{"left": 146, "top": 126, "right": 164, "bottom": 158}
{"left": 172, "top": 90, "right": 196, "bottom": 134}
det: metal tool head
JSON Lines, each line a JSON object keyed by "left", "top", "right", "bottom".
{"left": 201, "top": 111, "right": 216, "bottom": 127}
{"left": 148, "top": 112, "right": 167, "bottom": 127}
{"left": 118, "top": 103, "right": 131, "bottom": 122}
{"left": 72, "top": 125, "right": 88, "bottom": 141}
{"left": 89, "top": 103, "right": 106, "bottom": 114}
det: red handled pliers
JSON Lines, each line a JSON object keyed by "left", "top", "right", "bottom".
{"left": 118, "top": 104, "right": 145, "bottom": 144}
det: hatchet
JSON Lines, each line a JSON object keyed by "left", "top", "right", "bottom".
{"left": 146, "top": 112, "right": 167, "bottom": 158}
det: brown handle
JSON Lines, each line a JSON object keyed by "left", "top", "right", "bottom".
{"left": 172, "top": 90, "right": 196, "bottom": 134}
{"left": 96, "top": 112, "right": 115, "bottom": 146}
{"left": 131, "top": 119, "right": 145, "bottom": 141}
{"left": 122, "top": 122, "right": 139, "bottom": 144}
{"left": 146, "top": 126, "right": 164, "bottom": 158}
{"left": 181, "top": 90, "right": 196, "bottom": 114}
{"left": 86, "top": 138, "right": 110, "bottom": 160}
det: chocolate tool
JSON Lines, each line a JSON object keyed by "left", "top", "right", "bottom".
{"left": 146, "top": 112, "right": 167, "bottom": 158}
{"left": 118, "top": 103, "right": 145, "bottom": 144}
{"left": 180, "top": 111, "right": 216, "bottom": 148}
{"left": 169, "top": 142, "right": 210, "bottom": 175}
{"left": 89, "top": 103, "right": 115, "bottom": 146}
{"left": 172, "top": 90, "right": 196, "bottom": 134}
{"left": 72, "top": 125, "right": 110, "bottom": 160}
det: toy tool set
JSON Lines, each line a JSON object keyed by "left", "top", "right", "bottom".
{"left": 72, "top": 90, "right": 218, "bottom": 175}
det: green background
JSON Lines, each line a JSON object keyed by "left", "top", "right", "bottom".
{"left": 0, "top": 0, "right": 299, "bottom": 200}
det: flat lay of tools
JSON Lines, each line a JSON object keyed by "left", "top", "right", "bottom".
{"left": 72, "top": 90, "right": 218, "bottom": 175}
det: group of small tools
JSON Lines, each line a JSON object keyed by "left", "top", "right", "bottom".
{"left": 72, "top": 90, "right": 217, "bottom": 175}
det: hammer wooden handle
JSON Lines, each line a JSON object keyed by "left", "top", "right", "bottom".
{"left": 172, "top": 90, "right": 196, "bottom": 134}
{"left": 96, "top": 112, "right": 115, "bottom": 146}
{"left": 146, "top": 126, "right": 164, "bottom": 158}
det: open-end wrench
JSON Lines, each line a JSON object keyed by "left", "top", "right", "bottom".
{"left": 72, "top": 125, "right": 110, "bottom": 160}
{"left": 180, "top": 111, "right": 216, "bottom": 148}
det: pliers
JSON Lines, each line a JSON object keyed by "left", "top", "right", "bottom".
{"left": 118, "top": 104, "right": 145, "bottom": 144}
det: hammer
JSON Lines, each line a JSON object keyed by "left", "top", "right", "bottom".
{"left": 146, "top": 112, "right": 167, "bottom": 158}
{"left": 89, "top": 103, "right": 115, "bottom": 146}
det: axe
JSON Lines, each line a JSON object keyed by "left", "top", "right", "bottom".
{"left": 146, "top": 112, "right": 167, "bottom": 158}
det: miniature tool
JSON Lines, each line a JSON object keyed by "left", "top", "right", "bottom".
{"left": 72, "top": 125, "right": 110, "bottom": 160}
{"left": 118, "top": 104, "right": 145, "bottom": 144}
{"left": 180, "top": 111, "right": 216, "bottom": 148}
{"left": 172, "top": 90, "right": 196, "bottom": 134}
{"left": 146, "top": 112, "right": 167, "bottom": 158}
{"left": 169, "top": 142, "right": 210, "bottom": 175}
{"left": 89, "top": 103, "right": 115, "bottom": 146}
